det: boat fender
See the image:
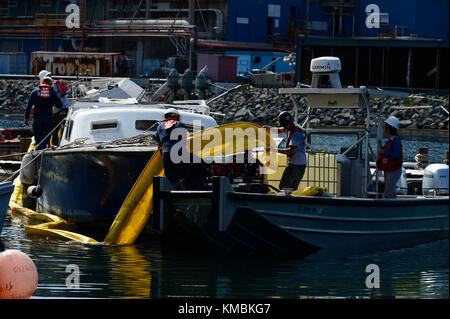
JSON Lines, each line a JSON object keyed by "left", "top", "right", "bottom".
{"left": 19, "top": 153, "right": 37, "bottom": 185}
{"left": 27, "top": 185, "right": 42, "bottom": 199}
{"left": 0, "top": 249, "right": 38, "bottom": 299}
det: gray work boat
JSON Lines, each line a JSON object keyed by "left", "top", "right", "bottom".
{"left": 154, "top": 177, "right": 448, "bottom": 260}
{"left": 152, "top": 57, "right": 449, "bottom": 259}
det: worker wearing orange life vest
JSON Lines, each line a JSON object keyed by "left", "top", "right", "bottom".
{"left": 377, "top": 116, "right": 403, "bottom": 198}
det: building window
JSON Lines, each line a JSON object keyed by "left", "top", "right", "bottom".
{"left": 268, "top": 4, "right": 280, "bottom": 18}
{"left": 380, "top": 13, "right": 389, "bottom": 25}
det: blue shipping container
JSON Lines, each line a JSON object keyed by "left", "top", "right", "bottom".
{"left": 0, "top": 53, "right": 28, "bottom": 74}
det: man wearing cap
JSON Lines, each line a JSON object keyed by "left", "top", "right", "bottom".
{"left": 24, "top": 74, "right": 63, "bottom": 150}
{"left": 39, "top": 71, "right": 71, "bottom": 145}
{"left": 377, "top": 115, "right": 403, "bottom": 198}
{"left": 156, "top": 109, "right": 188, "bottom": 189}
{"left": 156, "top": 109, "right": 208, "bottom": 189}
{"left": 265, "top": 111, "right": 307, "bottom": 191}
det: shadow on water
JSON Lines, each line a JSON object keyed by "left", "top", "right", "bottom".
{"left": 1, "top": 213, "right": 448, "bottom": 299}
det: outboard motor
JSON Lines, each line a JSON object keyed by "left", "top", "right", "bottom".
{"left": 422, "top": 163, "right": 449, "bottom": 196}
{"left": 181, "top": 68, "right": 194, "bottom": 100}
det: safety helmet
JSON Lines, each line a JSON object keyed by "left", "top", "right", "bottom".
{"left": 278, "top": 111, "right": 293, "bottom": 127}
{"left": 163, "top": 108, "right": 182, "bottom": 120}
{"left": 384, "top": 116, "right": 400, "bottom": 129}
{"left": 38, "top": 70, "right": 51, "bottom": 81}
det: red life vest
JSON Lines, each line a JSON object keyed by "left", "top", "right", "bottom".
{"left": 39, "top": 84, "right": 51, "bottom": 98}
{"left": 377, "top": 137, "right": 403, "bottom": 172}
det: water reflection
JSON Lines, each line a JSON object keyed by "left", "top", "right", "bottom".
{"left": 1, "top": 214, "right": 448, "bottom": 299}
{"left": 105, "top": 245, "right": 152, "bottom": 299}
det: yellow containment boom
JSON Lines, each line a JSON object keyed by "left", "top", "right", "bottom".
{"left": 8, "top": 122, "right": 278, "bottom": 245}
{"left": 103, "top": 149, "right": 164, "bottom": 244}
{"left": 104, "top": 122, "right": 276, "bottom": 245}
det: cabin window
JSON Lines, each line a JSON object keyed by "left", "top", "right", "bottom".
{"left": 135, "top": 120, "right": 159, "bottom": 131}
{"left": 64, "top": 120, "right": 74, "bottom": 141}
{"left": 91, "top": 120, "right": 118, "bottom": 131}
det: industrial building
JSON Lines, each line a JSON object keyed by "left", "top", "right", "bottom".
{"left": 0, "top": 0, "right": 448, "bottom": 89}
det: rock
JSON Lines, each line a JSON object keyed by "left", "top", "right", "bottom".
{"left": 399, "top": 120, "right": 412, "bottom": 127}
{"left": 234, "top": 108, "right": 248, "bottom": 118}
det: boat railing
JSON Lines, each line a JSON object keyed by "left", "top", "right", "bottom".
{"left": 279, "top": 86, "right": 410, "bottom": 198}
{"left": 266, "top": 151, "right": 339, "bottom": 197}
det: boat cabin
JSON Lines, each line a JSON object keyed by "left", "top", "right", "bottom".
{"left": 59, "top": 102, "right": 218, "bottom": 147}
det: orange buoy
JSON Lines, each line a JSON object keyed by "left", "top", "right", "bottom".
{"left": 0, "top": 249, "right": 38, "bottom": 299}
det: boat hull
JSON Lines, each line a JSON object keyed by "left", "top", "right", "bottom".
{"left": 0, "top": 181, "right": 14, "bottom": 234}
{"left": 154, "top": 177, "right": 449, "bottom": 259}
{"left": 35, "top": 146, "right": 156, "bottom": 223}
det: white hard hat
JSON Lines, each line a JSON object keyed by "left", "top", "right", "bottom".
{"left": 384, "top": 116, "right": 400, "bottom": 129}
{"left": 163, "top": 108, "right": 182, "bottom": 120}
{"left": 38, "top": 70, "right": 51, "bottom": 81}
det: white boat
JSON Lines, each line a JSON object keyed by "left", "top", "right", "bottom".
{"left": 20, "top": 87, "right": 218, "bottom": 226}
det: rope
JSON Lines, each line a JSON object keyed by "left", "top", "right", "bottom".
{"left": 2, "top": 118, "right": 159, "bottom": 182}
{"left": 1, "top": 117, "right": 67, "bottom": 182}
{"left": 29, "top": 116, "right": 67, "bottom": 151}
{"left": 3, "top": 150, "right": 44, "bottom": 183}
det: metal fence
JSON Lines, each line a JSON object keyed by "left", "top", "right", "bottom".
{"left": 299, "top": 152, "right": 338, "bottom": 197}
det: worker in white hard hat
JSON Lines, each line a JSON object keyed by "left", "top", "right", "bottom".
{"left": 377, "top": 115, "right": 403, "bottom": 198}
{"left": 24, "top": 75, "right": 63, "bottom": 150}
{"left": 38, "top": 70, "right": 52, "bottom": 81}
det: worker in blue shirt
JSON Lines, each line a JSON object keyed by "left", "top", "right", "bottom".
{"left": 377, "top": 116, "right": 403, "bottom": 198}
{"left": 265, "top": 111, "right": 307, "bottom": 191}
{"left": 24, "top": 76, "right": 63, "bottom": 150}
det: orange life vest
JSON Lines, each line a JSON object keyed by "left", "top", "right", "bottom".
{"left": 39, "top": 84, "right": 51, "bottom": 98}
{"left": 377, "top": 137, "right": 403, "bottom": 172}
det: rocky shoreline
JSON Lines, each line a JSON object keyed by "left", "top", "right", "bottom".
{"left": 208, "top": 87, "right": 449, "bottom": 130}
{"left": 1, "top": 79, "right": 448, "bottom": 130}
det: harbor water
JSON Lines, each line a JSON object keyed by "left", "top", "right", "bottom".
{"left": 1, "top": 214, "right": 448, "bottom": 299}
{"left": 1, "top": 117, "right": 449, "bottom": 299}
